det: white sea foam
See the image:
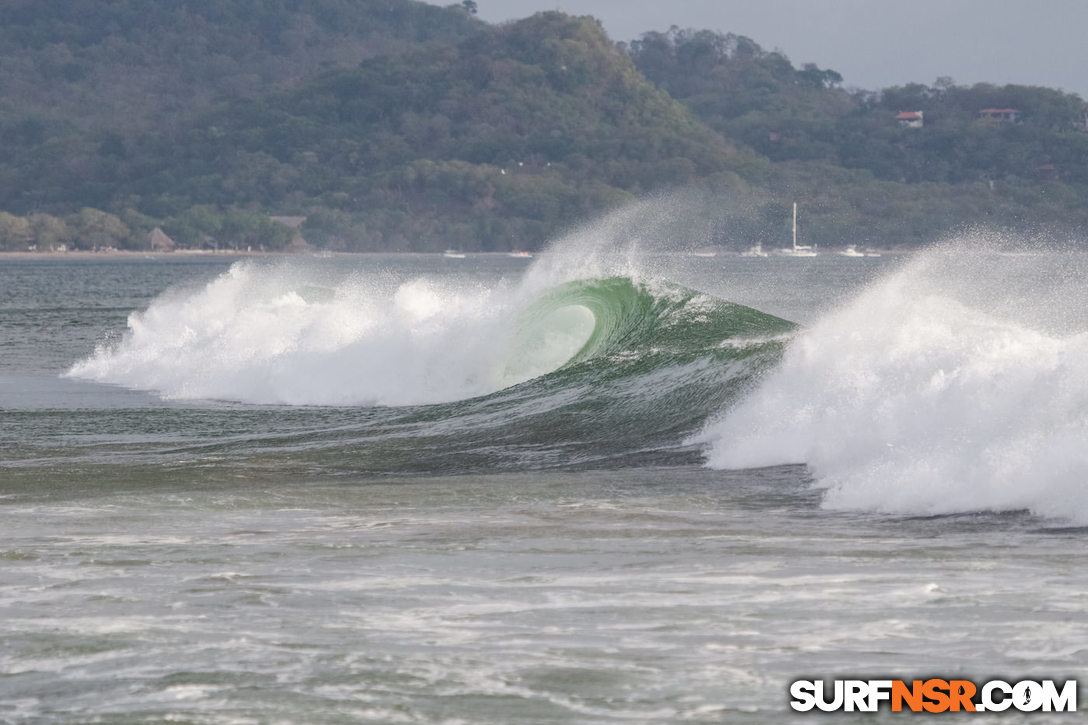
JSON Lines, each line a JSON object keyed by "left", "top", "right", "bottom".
{"left": 66, "top": 262, "right": 594, "bottom": 406}
{"left": 696, "top": 240, "right": 1088, "bottom": 523}
{"left": 64, "top": 197, "right": 715, "bottom": 407}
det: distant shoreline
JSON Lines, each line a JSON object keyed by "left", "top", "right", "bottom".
{"left": 0, "top": 248, "right": 911, "bottom": 260}
{"left": 0, "top": 249, "right": 278, "bottom": 260}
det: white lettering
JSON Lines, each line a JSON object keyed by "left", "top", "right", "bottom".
{"left": 814, "top": 680, "right": 844, "bottom": 712}
{"left": 982, "top": 680, "right": 1012, "bottom": 712}
{"left": 844, "top": 680, "right": 869, "bottom": 712}
{"left": 789, "top": 680, "right": 816, "bottom": 712}
{"left": 1040, "top": 680, "right": 1077, "bottom": 712}
{"left": 867, "top": 680, "right": 893, "bottom": 711}
{"left": 1013, "top": 680, "right": 1043, "bottom": 712}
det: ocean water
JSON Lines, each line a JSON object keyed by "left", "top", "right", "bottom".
{"left": 2, "top": 221, "right": 1087, "bottom": 722}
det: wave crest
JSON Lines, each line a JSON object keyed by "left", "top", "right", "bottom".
{"left": 67, "top": 263, "right": 791, "bottom": 412}
{"left": 694, "top": 247, "right": 1088, "bottom": 523}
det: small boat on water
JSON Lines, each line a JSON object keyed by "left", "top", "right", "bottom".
{"left": 839, "top": 244, "right": 881, "bottom": 258}
{"left": 508, "top": 250, "right": 533, "bottom": 258}
{"left": 778, "top": 203, "right": 817, "bottom": 257}
{"left": 443, "top": 249, "right": 466, "bottom": 259}
{"left": 740, "top": 243, "right": 768, "bottom": 258}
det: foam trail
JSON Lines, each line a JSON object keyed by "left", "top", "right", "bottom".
{"left": 695, "top": 241, "right": 1088, "bottom": 523}
{"left": 66, "top": 262, "right": 594, "bottom": 406}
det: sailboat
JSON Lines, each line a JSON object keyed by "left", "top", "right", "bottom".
{"left": 778, "top": 202, "right": 817, "bottom": 257}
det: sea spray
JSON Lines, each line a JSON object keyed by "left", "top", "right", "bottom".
{"left": 519, "top": 190, "right": 766, "bottom": 295}
{"left": 65, "top": 261, "right": 595, "bottom": 406}
{"left": 66, "top": 261, "right": 790, "bottom": 434}
{"left": 66, "top": 195, "right": 789, "bottom": 408}
{"left": 694, "top": 238, "right": 1088, "bottom": 523}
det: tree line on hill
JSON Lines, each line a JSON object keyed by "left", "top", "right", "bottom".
{"left": 2, "top": 1, "right": 1088, "bottom": 252}
{"left": 0, "top": 207, "right": 296, "bottom": 252}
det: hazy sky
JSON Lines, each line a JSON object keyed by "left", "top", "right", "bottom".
{"left": 432, "top": 0, "right": 1088, "bottom": 98}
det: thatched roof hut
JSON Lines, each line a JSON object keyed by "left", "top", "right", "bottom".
{"left": 270, "top": 216, "right": 311, "bottom": 253}
{"left": 147, "top": 227, "right": 175, "bottom": 251}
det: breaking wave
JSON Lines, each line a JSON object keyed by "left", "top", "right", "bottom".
{"left": 66, "top": 217, "right": 1088, "bottom": 522}
{"left": 694, "top": 243, "right": 1088, "bottom": 523}
{"left": 67, "top": 264, "right": 791, "bottom": 410}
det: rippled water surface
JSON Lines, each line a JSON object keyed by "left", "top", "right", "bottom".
{"left": 2, "top": 249, "right": 1085, "bottom": 723}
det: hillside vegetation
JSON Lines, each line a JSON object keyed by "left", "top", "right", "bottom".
{"left": 629, "top": 28, "right": 1088, "bottom": 245}
{"left": 0, "top": 0, "right": 482, "bottom": 133}
{"left": 2, "top": 2, "right": 1088, "bottom": 251}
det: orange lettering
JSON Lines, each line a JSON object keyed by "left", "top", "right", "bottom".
{"left": 922, "top": 679, "right": 951, "bottom": 713}
{"left": 948, "top": 680, "right": 977, "bottom": 711}
{"left": 892, "top": 680, "right": 924, "bottom": 712}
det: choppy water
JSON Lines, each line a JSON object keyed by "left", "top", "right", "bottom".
{"left": 2, "top": 221, "right": 1087, "bottom": 722}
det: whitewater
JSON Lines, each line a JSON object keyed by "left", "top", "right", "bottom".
{"left": 3, "top": 215, "right": 1087, "bottom": 723}
{"left": 65, "top": 228, "right": 1088, "bottom": 524}
{"left": 696, "top": 243, "right": 1088, "bottom": 524}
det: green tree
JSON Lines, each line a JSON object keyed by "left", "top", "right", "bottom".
{"left": 119, "top": 208, "right": 159, "bottom": 249}
{"left": 0, "top": 212, "right": 32, "bottom": 250}
{"left": 219, "top": 212, "right": 294, "bottom": 250}
{"left": 69, "top": 208, "right": 130, "bottom": 250}
{"left": 29, "top": 213, "right": 74, "bottom": 250}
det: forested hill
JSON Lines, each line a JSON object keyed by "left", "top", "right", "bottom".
{"left": 629, "top": 28, "right": 1088, "bottom": 186}
{"left": 123, "top": 13, "right": 739, "bottom": 250}
{"left": 626, "top": 27, "right": 1088, "bottom": 247}
{"left": 2, "top": 9, "right": 746, "bottom": 251}
{"left": 2, "top": 2, "right": 1088, "bottom": 252}
{"left": 0, "top": 0, "right": 483, "bottom": 134}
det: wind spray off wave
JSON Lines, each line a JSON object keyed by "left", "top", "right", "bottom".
{"left": 64, "top": 197, "right": 798, "bottom": 472}
{"left": 695, "top": 242, "right": 1088, "bottom": 523}
{"left": 66, "top": 262, "right": 597, "bottom": 406}
{"left": 66, "top": 258, "right": 792, "bottom": 415}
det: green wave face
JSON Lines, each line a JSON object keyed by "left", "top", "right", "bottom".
{"left": 412, "top": 276, "right": 801, "bottom": 470}
{"left": 61, "top": 274, "right": 798, "bottom": 477}
{"left": 510, "top": 276, "right": 795, "bottom": 378}
{"left": 293, "top": 276, "right": 797, "bottom": 475}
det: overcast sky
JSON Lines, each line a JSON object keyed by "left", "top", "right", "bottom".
{"left": 432, "top": 0, "right": 1088, "bottom": 98}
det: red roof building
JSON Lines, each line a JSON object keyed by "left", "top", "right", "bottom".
{"left": 896, "top": 110, "right": 924, "bottom": 128}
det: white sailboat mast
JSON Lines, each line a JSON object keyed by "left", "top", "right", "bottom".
{"left": 792, "top": 202, "right": 797, "bottom": 251}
